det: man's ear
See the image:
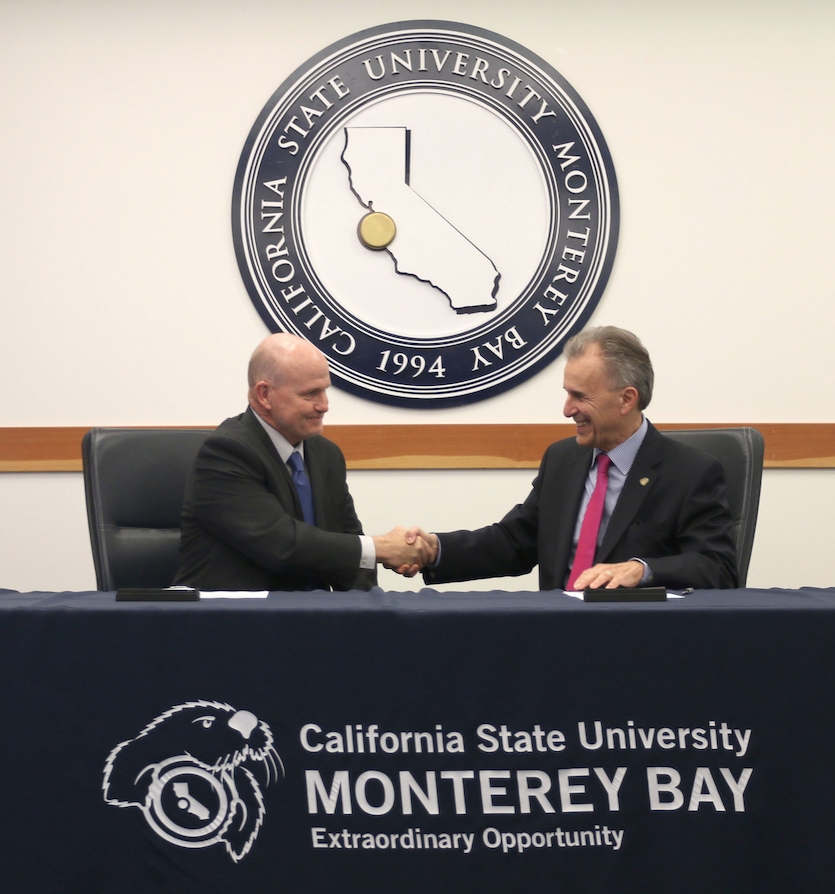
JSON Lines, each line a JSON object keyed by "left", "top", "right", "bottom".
{"left": 621, "top": 386, "right": 639, "bottom": 414}
{"left": 253, "top": 381, "right": 272, "bottom": 409}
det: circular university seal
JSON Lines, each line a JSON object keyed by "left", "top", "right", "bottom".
{"left": 233, "top": 20, "right": 619, "bottom": 406}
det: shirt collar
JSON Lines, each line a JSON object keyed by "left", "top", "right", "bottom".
{"left": 594, "top": 415, "right": 648, "bottom": 476}
{"left": 253, "top": 412, "right": 304, "bottom": 464}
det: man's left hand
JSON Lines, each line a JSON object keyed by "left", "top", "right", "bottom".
{"left": 572, "top": 560, "right": 644, "bottom": 590}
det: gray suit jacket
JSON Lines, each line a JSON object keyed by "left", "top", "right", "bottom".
{"left": 174, "top": 407, "right": 376, "bottom": 591}
{"left": 424, "top": 423, "right": 738, "bottom": 590}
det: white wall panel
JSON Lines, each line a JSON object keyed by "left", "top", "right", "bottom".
{"left": 1, "top": 0, "right": 832, "bottom": 590}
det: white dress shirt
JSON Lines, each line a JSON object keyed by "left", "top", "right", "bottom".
{"left": 254, "top": 414, "right": 375, "bottom": 570}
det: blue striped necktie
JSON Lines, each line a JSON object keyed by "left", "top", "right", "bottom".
{"left": 287, "top": 451, "right": 315, "bottom": 524}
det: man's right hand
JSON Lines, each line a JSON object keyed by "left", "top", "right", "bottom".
{"left": 372, "top": 526, "right": 437, "bottom": 574}
{"left": 391, "top": 527, "right": 439, "bottom": 577}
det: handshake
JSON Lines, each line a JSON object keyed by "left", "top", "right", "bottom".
{"left": 372, "top": 527, "right": 438, "bottom": 577}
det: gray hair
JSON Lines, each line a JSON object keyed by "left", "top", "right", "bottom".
{"left": 565, "top": 326, "right": 654, "bottom": 410}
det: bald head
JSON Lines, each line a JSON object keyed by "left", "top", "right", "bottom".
{"left": 248, "top": 333, "right": 326, "bottom": 391}
{"left": 247, "top": 334, "right": 331, "bottom": 445}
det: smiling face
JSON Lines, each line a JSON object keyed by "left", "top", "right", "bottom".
{"left": 563, "top": 346, "right": 641, "bottom": 451}
{"left": 250, "top": 334, "right": 331, "bottom": 445}
{"left": 262, "top": 357, "right": 330, "bottom": 445}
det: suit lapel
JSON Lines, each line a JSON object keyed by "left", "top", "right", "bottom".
{"left": 304, "top": 436, "right": 326, "bottom": 524}
{"left": 549, "top": 446, "right": 592, "bottom": 581}
{"left": 598, "top": 423, "right": 663, "bottom": 561}
{"left": 241, "top": 408, "right": 303, "bottom": 518}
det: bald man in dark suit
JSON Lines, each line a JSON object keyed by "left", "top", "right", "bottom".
{"left": 175, "top": 334, "right": 430, "bottom": 591}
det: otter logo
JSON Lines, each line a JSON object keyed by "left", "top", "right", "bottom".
{"left": 233, "top": 20, "right": 619, "bottom": 406}
{"left": 103, "top": 700, "right": 283, "bottom": 862}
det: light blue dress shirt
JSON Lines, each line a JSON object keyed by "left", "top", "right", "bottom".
{"left": 569, "top": 416, "right": 651, "bottom": 584}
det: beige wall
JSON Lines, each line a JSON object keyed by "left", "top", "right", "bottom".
{"left": 1, "top": 1, "right": 833, "bottom": 591}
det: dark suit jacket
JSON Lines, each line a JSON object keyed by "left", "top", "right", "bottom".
{"left": 174, "top": 407, "right": 376, "bottom": 591}
{"left": 425, "top": 422, "right": 738, "bottom": 590}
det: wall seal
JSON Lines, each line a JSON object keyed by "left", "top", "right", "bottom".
{"left": 233, "top": 21, "right": 619, "bottom": 406}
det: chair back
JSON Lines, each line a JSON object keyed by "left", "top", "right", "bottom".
{"left": 82, "top": 428, "right": 212, "bottom": 590}
{"left": 661, "top": 427, "right": 764, "bottom": 587}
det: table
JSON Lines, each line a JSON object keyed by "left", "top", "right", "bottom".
{"left": 2, "top": 586, "right": 834, "bottom": 893}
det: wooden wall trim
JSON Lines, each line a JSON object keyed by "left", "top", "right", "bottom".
{"left": 0, "top": 424, "right": 833, "bottom": 471}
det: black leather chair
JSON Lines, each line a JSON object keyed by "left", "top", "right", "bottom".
{"left": 661, "top": 427, "right": 764, "bottom": 587}
{"left": 82, "top": 428, "right": 212, "bottom": 590}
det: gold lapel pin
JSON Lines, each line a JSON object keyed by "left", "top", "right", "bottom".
{"left": 640, "top": 477, "right": 650, "bottom": 486}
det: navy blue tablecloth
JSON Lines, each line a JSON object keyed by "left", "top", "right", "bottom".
{"left": 2, "top": 587, "right": 834, "bottom": 893}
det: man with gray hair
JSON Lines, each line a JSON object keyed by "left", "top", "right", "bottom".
{"left": 407, "top": 325, "right": 737, "bottom": 590}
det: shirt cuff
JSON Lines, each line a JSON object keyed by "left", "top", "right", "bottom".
{"left": 359, "top": 535, "right": 376, "bottom": 570}
{"left": 427, "top": 535, "right": 441, "bottom": 569}
{"left": 631, "top": 558, "right": 653, "bottom": 585}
